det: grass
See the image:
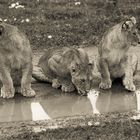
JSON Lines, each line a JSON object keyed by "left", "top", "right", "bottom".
{"left": 0, "top": 0, "right": 139, "bottom": 49}
{"left": 0, "top": 112, "right": 140, "bottom": 140}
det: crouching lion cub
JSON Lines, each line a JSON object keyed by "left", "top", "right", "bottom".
{"left": 33, "top": 47, "right": 93, "bottom": 95}
{"left": 98, "top": 17, "right": 140, "bottom": 91}
{"left": 0, "top": 21, "right": 36, "bottom": 98}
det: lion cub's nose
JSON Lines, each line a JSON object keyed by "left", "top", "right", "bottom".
{"left": 80, "top": 79, "right": 85, "bottom": 83}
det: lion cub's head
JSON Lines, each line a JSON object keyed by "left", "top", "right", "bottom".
{"left": 68, "top": 48, "right": 93, "bottom": 95}
{"left": 122, "top": 17, "right": 140, "bottom": 46}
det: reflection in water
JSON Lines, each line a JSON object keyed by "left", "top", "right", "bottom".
{"left": 31, "top": 102, "right": 51, "bottom": 121}
{"left": 41, "top": 94, "right": 92, "bottom": 118}
{"left": 131, "top": 90, "right": 140, "bottom": 120}
{"left": 98, "top": 90, "right": 112, "bottom": 113}
{"left": 0, "top": 83, "right": 137, "bottom": 122}
{"left": 0, "top": 101, "right": 15, "bottom": 122}
{"left": 87, "top": 89, "right": 100, "bottom": 114}
{"left": 135, "top": 90, "right": 140, "bottom": 111}
{"left": 97, "top": 82, "right": 136, "bottom": 113}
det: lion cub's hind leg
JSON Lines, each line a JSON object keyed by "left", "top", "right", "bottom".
{"left": 15, "top": 86, "right": 21, "bottom": 93}
{"left": 123, "top": 54, "right": 138, "bottom": 92}
{"left": 11, "top": 69, "right": 22, "bottom": 94}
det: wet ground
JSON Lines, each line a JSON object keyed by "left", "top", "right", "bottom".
{"left": 0, "top": 47, "right": 140, "bottom": 123}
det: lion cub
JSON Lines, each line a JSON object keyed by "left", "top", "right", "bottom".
{"left": 98, "top": 17, "right": 140, "bottom": 91}
{"left": 33, "top": 47, "right": 93, "bottom": 95}
{"left": 0, "top": 21, "right": 36, "bottom": 98}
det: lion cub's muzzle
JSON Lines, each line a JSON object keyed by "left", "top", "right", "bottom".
{"left": 77, "top": 87, "right": 90, "bottom": 96}
{"left": 72, "top": 76, "right": 91, "bottom": 96}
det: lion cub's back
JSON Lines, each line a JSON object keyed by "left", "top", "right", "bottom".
{"left": 38, "top": 47, "right": 69, "bottom": 68}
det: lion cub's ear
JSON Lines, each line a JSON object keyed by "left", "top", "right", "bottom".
{"left": 0, "top": 25, "right": 4, "bottom": 35}
{"left": 122, "top": 17, "right": 137, "bottom": 31}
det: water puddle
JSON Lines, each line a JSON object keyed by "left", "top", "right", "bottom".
{"left": 0, "top": 81, "right": 138, "bottom": 122}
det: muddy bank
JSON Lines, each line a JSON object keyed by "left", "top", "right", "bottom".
{"left": 0, "top": 112, "right": 140, "bottom": 140}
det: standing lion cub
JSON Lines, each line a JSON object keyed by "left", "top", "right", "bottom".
{"left": 0, "top": 20, "right": 36, "bottom": 98}
{"left": 98, "top": 17, "right": 140, "bottom": 91}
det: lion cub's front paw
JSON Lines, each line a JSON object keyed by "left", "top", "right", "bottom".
{"left": 52, "top": 79, "right": 61, "bottom": 89}
{"left": 61, "top": 84, "right": 75, "bottom": 93}
{"left": 21, "top": 88, "right": 36, "bottom": 97}
{"left": 123, "top": 78, "right": 136, "bottom": 91}
{"left": 1, "top": 87, "right": 15, "bottom": 98}
{"left": 99, "top": 79, "right": 112, "bottom": 89}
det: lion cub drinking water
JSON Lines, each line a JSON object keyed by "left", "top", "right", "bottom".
{"left": 98, "top": 17, "right": 140, "bottom": 91}
{"left": 0, "top": 20, "right": 36, "bottom": 98}
{"left": 33, "top": 47, "right": 93, "bottom": 95}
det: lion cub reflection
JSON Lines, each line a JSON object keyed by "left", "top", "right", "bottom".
{"left": 0, "top": 21, "right": 36, "bottom": 98}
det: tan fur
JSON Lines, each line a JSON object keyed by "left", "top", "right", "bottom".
{"left": 33, "top": 47, "right": 93, "bottom": 95}
{"left": 0, "top": 21, "right": 36, "bottom": 98}
{"left": 98, "top": 17, "right": 140, "bottom": 91}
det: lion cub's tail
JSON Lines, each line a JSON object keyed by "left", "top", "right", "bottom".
{"left": 32, "top": 66, "right": 52, "bottom": 83}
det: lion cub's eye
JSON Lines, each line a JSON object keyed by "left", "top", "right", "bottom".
{"left": 133, "top": 32, "right": 137, "bottom": 36}
{"left": 72, "top": 68, "right": 76, "bottom": 73}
